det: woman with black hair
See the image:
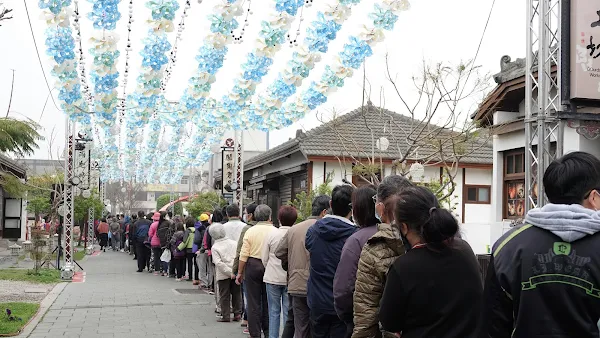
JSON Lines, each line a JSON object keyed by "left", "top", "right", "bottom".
{"left": 378, "top": 186, "right": 482, "bottom": 338}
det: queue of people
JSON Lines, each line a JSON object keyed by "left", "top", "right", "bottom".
{"left": 98, "top": 151, "right": 600, "bottom": 338}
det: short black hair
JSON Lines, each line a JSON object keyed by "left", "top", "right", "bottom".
{"left": 245, "top": 203, "right": 258, "bottom": 216}
{"left": 352, "top": 185, "right": 379, "bottom": 227}
{"left": 211, "top": 209, "right": 224, "bottom": 223}
{"left": 395, "top": 186, "right": 457, "bottom": 244}
{"left": 175, "top": 222, "right": 184, "bottom": 232}
{"left": 377, "top": 175, "right": 413, "bottom": 202}
{"left": 185, "top": 217, "right": 195, "bottom": 229}
{"left": 331, "top": 185, "right": 354, "bottom": 217}
{"left": 312, "top": 195, "right": 331, "bottom": 216}
{"left": 226, "top": 204, "right": 240, "bottom": 217}
{"left": 101, "top": 218, "right": 106, "bottom": 222}
{"left": 137, "top": 210, "right": 145, "bottom": 218}
{"left": 544, "top": 151, "right": 600, "bottom": 204}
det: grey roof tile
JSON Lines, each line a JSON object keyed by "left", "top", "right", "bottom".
{"left": 246, "top": 102, "right": 492, "bottom": 169}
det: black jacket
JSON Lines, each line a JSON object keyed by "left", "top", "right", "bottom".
{"left": 481, "top": 224, "right": 600, "bottom": 338}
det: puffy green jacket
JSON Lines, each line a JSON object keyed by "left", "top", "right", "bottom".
{"left": 178, "top": 227, "right": 196, "bottom": 252}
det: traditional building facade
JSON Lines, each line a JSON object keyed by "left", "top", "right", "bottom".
{"left": 472, "top": 55, "right": 600, "bottom": 225}
{"left": 244, "top": 103, "right": 494, "bottom": 249}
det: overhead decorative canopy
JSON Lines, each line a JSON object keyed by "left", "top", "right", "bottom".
{"left": 38, "top": 0, "right": 410, "bottom": 184}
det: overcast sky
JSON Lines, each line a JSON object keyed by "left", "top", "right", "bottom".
{"left": 0, "top": 0, "right": 524, "bottom": 160}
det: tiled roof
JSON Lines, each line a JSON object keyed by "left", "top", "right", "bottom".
{"left": 245, "top": 102, "right": 492, "bottom": 169}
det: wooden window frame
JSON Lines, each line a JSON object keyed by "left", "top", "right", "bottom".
{"left": 504, "top": 150, "right": 526, "bottom": 179}
{"left": 503, "top": 149, "right": 526, "bottom": 219}
{"left": 464, "top": 185, "right": 491, "bottom": 204}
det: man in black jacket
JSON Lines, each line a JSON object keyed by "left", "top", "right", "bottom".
{"left": 134, "top": 211, "right": 152, "bottom": 272}
{"left": 481, "top": 151, "right": 600, "bottom": 337}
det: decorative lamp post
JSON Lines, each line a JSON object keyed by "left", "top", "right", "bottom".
{"left": 409, "top": 162, "right": 425, "bottom": 182}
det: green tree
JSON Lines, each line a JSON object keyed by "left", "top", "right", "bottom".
{"left": 186, "top": 191, "right": 227, "bottom": 219}
{"left": 74, "top": 190, "right": 104, "bottom": 224}
{"left": 156, "top": 194, "right": 183, "bottom": 216}
{"left": 0, "top": 118, "right": 43, "bottom": 157}
{"left": 290, "top": 172, "right": 333, "bottom": 223}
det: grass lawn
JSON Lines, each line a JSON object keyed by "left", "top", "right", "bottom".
{"left": 0, "top": 269, "right": 60, "bottom": 284}
{"left": 0, "top": 302, "right": 39, "bottom": 335}
{"left": 73, "top": 250, "right": 86, "bottom": 261}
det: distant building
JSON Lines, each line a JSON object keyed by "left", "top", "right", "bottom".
{"left": 16, "top": 159, "right": 63, "bottom": 176}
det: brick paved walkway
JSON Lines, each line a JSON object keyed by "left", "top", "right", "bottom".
{"left": 25, "top": 250, "right": 247, "bottom": 338}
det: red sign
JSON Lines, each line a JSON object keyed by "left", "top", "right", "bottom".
{"left": 225, "top": 138, "right": 234, "bottom": 147}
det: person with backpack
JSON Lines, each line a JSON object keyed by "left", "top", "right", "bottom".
{"left": 178, "top": 217, "right": 197, "bottom": 282}
{"left": 157, "top": 212, "right": 172, "bottom": 276}
{"left": 193, "top": 214, "right": 208, "bottom": 286}
{"left": 170, "top": 222, "right": 187, "bottom": 281}
{"left": 148, "top": 212, "right": 162, "bottom": 275}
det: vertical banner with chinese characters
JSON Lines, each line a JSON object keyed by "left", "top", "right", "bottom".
{"left": 221, "top": 146, "right": 235, "bottom": 195}
{"left": 571, "top": 1, "right": 600, "bottom": 100}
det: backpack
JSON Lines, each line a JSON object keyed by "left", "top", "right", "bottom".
{"left": 157, "top": 222, "right": 170, "bottom": 248}
{"left": 173, "top": 239, "right": 185, "bottom": 258}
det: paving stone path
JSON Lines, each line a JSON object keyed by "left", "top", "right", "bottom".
{"left": 25, "top": 250, "right": 247, "bottom": 338}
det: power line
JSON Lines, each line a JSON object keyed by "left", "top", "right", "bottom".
{"left": 22, "top": 0, "right": 61, "bottom": 113}
{"left": 459, "top": 0, "right": 497, "bottom": 100}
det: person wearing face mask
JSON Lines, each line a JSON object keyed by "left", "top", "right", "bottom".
{"left": 379, "top": 186, "right": 482, "bottom": 338}
{"left": 333, "top": 185, "right": 380, "bottom": 338}
{"left": 352, "top": 175, "right": 413, "bottom": 338}
{"left": 481, "top": 151, "right": 600, "bottom": 338}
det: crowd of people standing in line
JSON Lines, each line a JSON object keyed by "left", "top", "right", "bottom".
{"left": 96, "top": 151, "right": 600, "bottom": 338}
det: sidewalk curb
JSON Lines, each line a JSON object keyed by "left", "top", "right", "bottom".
{"left": 16, "top": 282, "right": 67, "bottom": 337}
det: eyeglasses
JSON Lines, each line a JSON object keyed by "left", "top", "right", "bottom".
{"left": 372, "top": 195, "right": 380, "bottom": 205}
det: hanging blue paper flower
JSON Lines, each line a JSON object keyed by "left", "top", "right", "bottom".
{"left": 39, "top": 0, "right": 72, "bottom": 15}
{"left": 147, "top": 0, "right": 180, "bottom": 21}
{"left": 45, "top": 27, "right": 76, "bottom": 64}
{"left": 196, "top": 46, "right": 228, "bottom": 74}
{"left": 339, "top": 37, "right": 373, "bottom": 69}
{"left": 275, "top": 0, "right": 303, "bottom": 15}
{"left": 305, "top": 13, "right": 341, "bottom": 53}
{"left": 221, "top": 97, "right": 243, "bottom": 114}
{"left": 369, "top": 4, "right": 398, "bottom": 30}
{"left": 259, "top": 22, "right": 286, "bottom": 47}
{"left": 232, "top": 84, "right": 253, "bottom": 99}
{"left": 209, "top": 14, "right": 239, "bottom": 34}
{"left": 140, "top": 33, "right": 171, "bottom": 70}
{"left": 269, "top": 79, "right": 296, "bottom": 101}
{"left": 242, "top": 54, "right": 273, "bottom": 81}
{"left": 91, "top": 72, "right": 120, "bottom": 93}
{"left": 321, "top": 65, "right": 345, "bottom": 88}
{"left": 92, "top": 50, "right": 120, "bottom": 68}
{"left": 58, "top": 84, "right": 82, "bottom": 105}
{"left": 302, "top": 84, "right": 327, "bottom": 110}
{"left": 287, "top": 56, "right": 311, "bottom": 78}
{"left": 88, "top": 0, "right": 121, "bottom": 30}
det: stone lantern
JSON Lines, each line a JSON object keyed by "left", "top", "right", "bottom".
{"left": 9, "top": 243, "right": 21, "bottom": 265}
{"left": 22, "top": 241, "right": 32, "bottom": 261}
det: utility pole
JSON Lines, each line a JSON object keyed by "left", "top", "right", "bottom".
{"left": 524, "top": 0, "right": 563, "bottom": 212}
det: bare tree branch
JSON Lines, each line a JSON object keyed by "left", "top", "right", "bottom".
{"left": 0, "top": 2, "right": 13, "bottom": 26}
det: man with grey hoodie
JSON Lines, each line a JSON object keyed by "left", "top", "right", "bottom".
{"left": 481, "top": 151, "right": 600, "bottom": 338}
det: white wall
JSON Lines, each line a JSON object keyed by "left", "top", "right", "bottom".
{"left": 311, "top": 161, "right": 325, "bottom": 189}
{"left": 463, "top": 168, "right": 493, "bottom": 224}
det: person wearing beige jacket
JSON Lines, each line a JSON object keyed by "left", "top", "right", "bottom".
{"left": 275, "top": 195, "right": 331, "bottom": 338}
